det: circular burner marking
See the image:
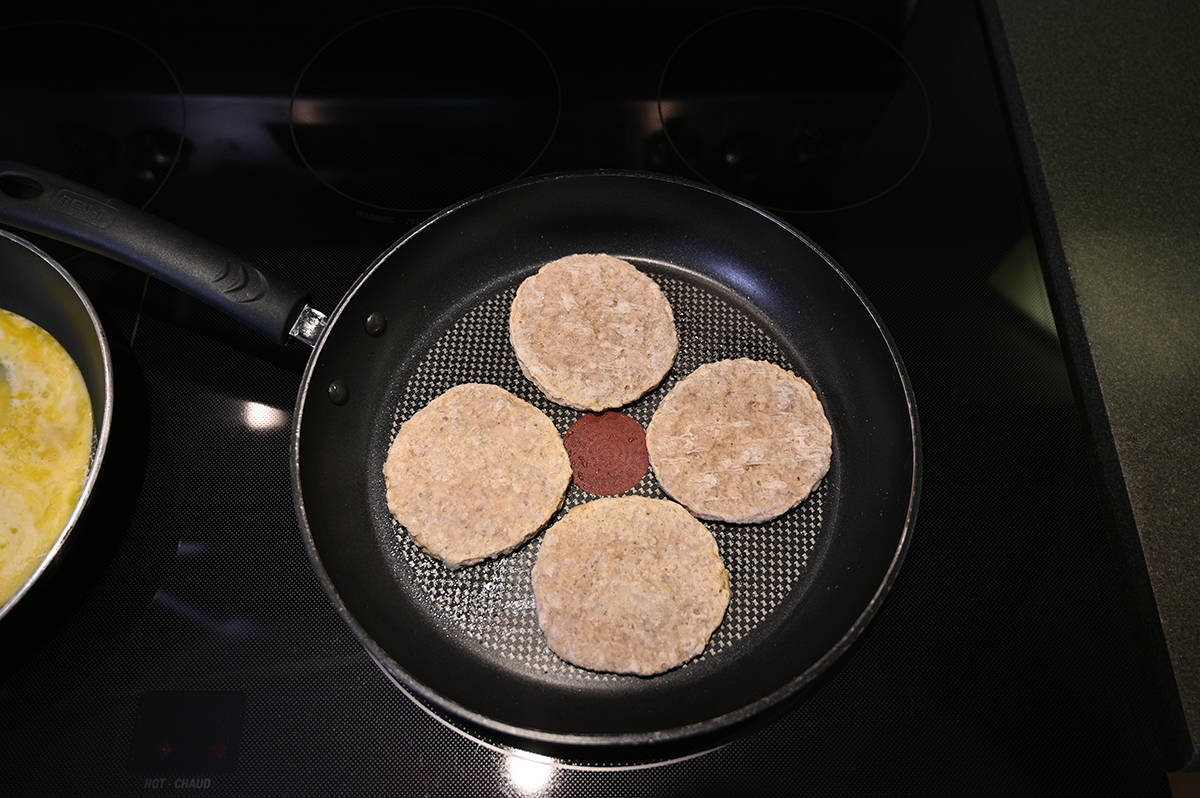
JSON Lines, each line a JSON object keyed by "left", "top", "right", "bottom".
{"left": 0, "top": 21, "right": 185, "bottom": 209}
{"left": 290, "top": 8, "right": 560, "bottom": 213}
{"left": 658, "top": 8, "right": 930, "bottom": 214}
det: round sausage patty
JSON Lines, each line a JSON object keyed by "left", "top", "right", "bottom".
{"left": 383, "top": 383, "right": 571, "bottom": 569}
{"left": 509, "top": 253, "right": 678, "bottom": 411}
{"left": 532, "top": 496, "right": 730, "bottom": 675}
{"left": 646, "top": 358, "right": 832, "bottom": 524}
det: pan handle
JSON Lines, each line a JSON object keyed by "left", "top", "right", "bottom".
{"left": 0, "top": 162, "right": 313, "bottom": 347}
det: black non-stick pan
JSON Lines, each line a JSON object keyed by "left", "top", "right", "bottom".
{"left": 0, "top": 163, "right": 918, "bottom": 763}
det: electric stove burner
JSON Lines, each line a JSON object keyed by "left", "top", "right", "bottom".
{"left": 0, "top": 22, "right": 184, "bottom": 210}
{"left": 658, "top": 8, "right": 930, "bottom": 214}
{"left": 290, "top": 8, "right": 560, "bottom": 213}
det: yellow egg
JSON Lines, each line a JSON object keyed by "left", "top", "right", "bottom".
{"left": 0, "top": 307, "right": 94, "bottom": 606}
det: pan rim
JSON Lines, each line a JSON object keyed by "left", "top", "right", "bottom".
{"left": 292, "top": 169, "right": 921, "bottom": 752}
{"left": 0, "top": 229, "right": 114, "bottom": 622}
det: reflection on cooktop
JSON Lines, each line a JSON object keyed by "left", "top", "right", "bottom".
{"left": 658, "top": 7, "right": 929, "bottom": 213}
{"left": 0, "top": 0, "right": 1172, "bottom": 793}
{"left": 290, "top": 7, "right": 560, "bottom": 212}
{"left": 0, "top": 21, "right": 184, "bottom": 209}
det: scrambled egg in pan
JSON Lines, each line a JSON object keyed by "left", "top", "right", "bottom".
{"left": 0, "top": 307, "right": 93, "bottom": 605}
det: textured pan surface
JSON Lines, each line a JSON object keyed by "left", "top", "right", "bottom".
{"left": 385, "top": 272, "right": 827, "bottom": 678}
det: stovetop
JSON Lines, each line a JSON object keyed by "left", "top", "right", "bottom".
{"left": 0, "top": 1, "right": 1177, "bottom": 794}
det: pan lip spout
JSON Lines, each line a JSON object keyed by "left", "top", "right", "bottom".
{"left": 0, "top": 229, "right": 114, "bottom": 622}
{"left": 291, "top": 168, "right": 920, "bottom": 758}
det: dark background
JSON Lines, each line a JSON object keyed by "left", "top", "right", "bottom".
{"left": 0, "top": 0, "right": 1188, "bottom": 794}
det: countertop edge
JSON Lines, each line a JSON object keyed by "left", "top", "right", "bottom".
{"left": 976, "top": 0, "right": 1198, "bottom": 772}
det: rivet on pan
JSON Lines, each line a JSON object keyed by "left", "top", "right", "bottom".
{"left": 328, "top": 380, "right": 349, "bottom": 405}
{"left": 365, "top": 311, "right": 387, "bottom": 337}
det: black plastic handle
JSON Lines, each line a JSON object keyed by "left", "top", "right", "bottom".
{"left": 0, "top": 162, "right": 310, "bottom": 346}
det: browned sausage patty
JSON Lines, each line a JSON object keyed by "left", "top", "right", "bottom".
{"left": 532, "top": 496, "right": 730, "bottom": 675}
{"left": 509, "top": 253, "right": 678, "bottom": 411}
{"left": 646, "top": 359, "right": 832, "bottom": 523}
{"left": 383, "top": 383, "right": 571, "bottom": 568}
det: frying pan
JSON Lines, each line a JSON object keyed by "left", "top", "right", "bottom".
{"left": 0, "top": 226, "right": 112, "bottom": 622}
{"left": 0, "top": 162, "right": 919, "bottom": 763}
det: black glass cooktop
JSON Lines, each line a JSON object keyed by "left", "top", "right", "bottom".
{"left": 0, "top": 1, "right": 1176, "bottom": 795}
